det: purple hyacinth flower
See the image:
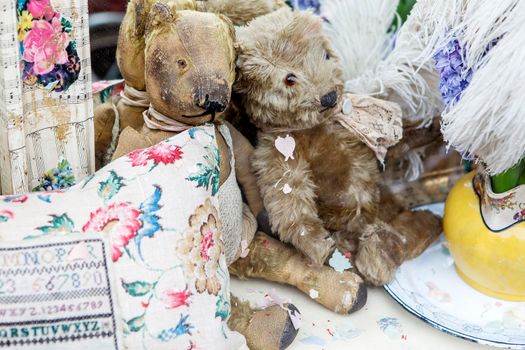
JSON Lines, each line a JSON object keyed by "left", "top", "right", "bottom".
{"left": 434, "top": 37, "right": 472, "bottom": 106}
{"left": 292, "top": 0, "right": 321, "bottom": 13}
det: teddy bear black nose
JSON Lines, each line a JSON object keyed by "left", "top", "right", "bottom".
{"left": 320, "top": 91, "right": 338, "bottom": 108}
{"left": 193, "top": 95, "right": 226, "bottom": 113}
{"left": 203, "top": 99, "right": 226, "bottom": 113}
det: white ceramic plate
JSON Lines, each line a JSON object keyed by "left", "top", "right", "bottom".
{"left": 385, "top": 203, "right": 525, "bottom": 349}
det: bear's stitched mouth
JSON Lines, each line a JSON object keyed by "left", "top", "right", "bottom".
{"left": 182, "top": 110, "right": 213, "bottom": 118}
{"left": 320, "top": 105, "right": 337, "bottom": 113}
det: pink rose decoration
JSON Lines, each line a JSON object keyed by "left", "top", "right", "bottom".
{"left": 23, "top": 18, "right": 69, "bottom": 75}
{"left": 27, "top": 0, "right": 56, "bottom": 20}
{"left": 82, "top": 202, "right": 142, "bottom": 261}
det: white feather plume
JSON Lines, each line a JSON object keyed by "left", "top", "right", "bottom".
{"left": 321, "top": 0, "right": 398, "bottom": 82}
{"left": 440, "top": 0, "right": 525, "bottom": 175}
{"left": 320, "top": 0, "right": 460, "bottom": 125}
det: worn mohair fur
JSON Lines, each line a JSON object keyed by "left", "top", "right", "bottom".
{"left": 93, "top": 0, "right": 285, "bottom": 169}
{"left": 109, "top": 5, "right": 302, "bottom": 349}
{"left": 109, "top": 3, "right": 369, "bottom": 331}
{"left": 234, "top": 8, "right": 442, "bottom": 286}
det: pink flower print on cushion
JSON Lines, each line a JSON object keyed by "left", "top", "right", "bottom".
{"left": 127, "top": 142, "right": 184, "bottom": 168}
{"left": 27, "top": 0, "right": 56, "bottom": 20}
{"left": 23, "top": 18, "right": 69, "bottom": 75}
{"left": 145, "top": 142, "right": 183, "bottom": 165}
{"left": 163, "top": 287, "right": 191, "bottom": 309}
{"left": 82, "top": 202, "right": 142, "bottom": 262}
{"left": 200, "top": 230, "right": 215, "bottom": 262}
{"left": 127, "top": 148, "right": 150, "bottom": 167}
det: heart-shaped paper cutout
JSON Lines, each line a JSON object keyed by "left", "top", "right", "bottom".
{"left": 275, "top": 134, "right": 295, "bottom": 161}
{"left": 282, "top": 183, "right": 292, "bottom": 194}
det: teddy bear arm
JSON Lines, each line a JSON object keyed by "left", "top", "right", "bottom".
{"left": 94, "top": 102, "right": 118, "bottom": 170}
{"left": 111, "top": 126, "right": 153, "bottom": 161}
{"left": 224, "top": 122, "right": 264, "bottom": 218}
{"left": 252, "top": 149, "right": 334, "bottom": 265}
{"left": 196, "top": 0, "right": 285, "bottom": 25}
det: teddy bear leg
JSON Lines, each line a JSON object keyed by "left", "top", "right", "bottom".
{"left": 228, "top": 295, "right": 299, "bottom": 350}
{"left": 355, "top": 210, "right": 442, "bottom": 286}
{"left": 230, "top": 232, "right": 367, "bottom": 314}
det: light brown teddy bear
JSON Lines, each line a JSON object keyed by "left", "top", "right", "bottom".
{"left": 233, "top": 8, "right": 442, "bottom": 286}
{"left": 94, "top": 0, "right": 285, "bottom": 169}
{"left": 100, "top": 3, "right": 371, "bottom": 349}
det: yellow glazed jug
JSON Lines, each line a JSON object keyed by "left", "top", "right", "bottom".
{"left": 444, "top": 172, "right": 525, "bottom": 301}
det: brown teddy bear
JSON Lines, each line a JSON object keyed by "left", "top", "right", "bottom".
{"left": 233, "top": 8, "right": 442, "bottom": 286}
{"left": 100, "top": 3, "right": 370, "bottom": 349}
{"left": 94, "top": 0, "right": 285, "bottom": 169}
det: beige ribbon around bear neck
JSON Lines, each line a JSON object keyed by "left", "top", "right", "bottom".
{"left": 143, "top": 106, "right": 194, "bottom": 132}
{"left": 119, "top": 84, "right": 150, "bottom": 108}
{"left": 335, "top": 93, "right": 403, "bottom": 164}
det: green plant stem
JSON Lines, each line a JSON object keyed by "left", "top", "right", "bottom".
{"left": 491, "top": 159, "right": 525, "bottom": 193}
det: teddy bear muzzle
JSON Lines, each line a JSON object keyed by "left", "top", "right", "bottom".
{"left": 193, "top": 80, "right": 230, "bottom": 114}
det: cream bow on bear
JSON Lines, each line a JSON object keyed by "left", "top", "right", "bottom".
{"left": 335, "top": 93, "right": 403, "bottom": 164}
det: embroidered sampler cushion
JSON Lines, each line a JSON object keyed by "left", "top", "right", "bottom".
{"left": 0, "top": 125, "right": 247, "bottom": 350}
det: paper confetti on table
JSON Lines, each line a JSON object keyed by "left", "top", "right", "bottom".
{"left": 329, "top": 249, "right": 352, "bottom": 272}
{"left": 262, "top": 288, "right": 289, "bottom": 309}
{"left": 309, "top": 289, "right": 319, "bottom": 299}
{"left": 377, "top": 317, "right": 403, "bottom": 340}
{"left": 300, "top": 336, "right": 326, "bottom": 346}
{"left": 333, "top": 321, "right": 365, "bottom": 341}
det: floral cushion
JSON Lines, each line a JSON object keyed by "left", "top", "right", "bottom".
{"left": 0, "top": 125, "right": 247, "bottom": 349}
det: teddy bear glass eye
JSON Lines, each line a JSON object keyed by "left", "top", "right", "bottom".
{"left": 284, "top": 73, "right": 297, "bottom": 87}
{"left": 177, "top": 59, "right": 188, "bottom": 69}
{"left": 325, "top": 52, "right": 330, "bottom": 60}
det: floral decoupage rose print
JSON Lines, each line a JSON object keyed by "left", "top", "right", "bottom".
{"left": 17, "top": 0, "right": 81, "bottom": 92}
{"left": 127, "top": 141, "right": 184, "bottom": 170}
{"left": 177, "top": 199, "right": 224, "bottom": 295}
{"left": 83, "top": 186, "right": 162, "bottom": 262}
{"left": 23, "top": 18, "right": 70, "bottom": 75}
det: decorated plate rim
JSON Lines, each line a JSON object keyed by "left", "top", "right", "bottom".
{"left": 384, "top": 202, "right": 525, "bottom": 349}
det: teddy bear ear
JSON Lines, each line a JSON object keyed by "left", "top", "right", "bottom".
{"left": 145, "top": 2, "right": 177, "bottom": 36}
{"left": 291, "top": 11, "right": 323, "bottom": 42}
{"left": 218, "top": 14, "right": 236, "bottom": 43}
{"left": 133, "top": 0, "right": 148, "bottom": 37}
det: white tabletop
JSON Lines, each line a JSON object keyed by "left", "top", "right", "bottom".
{"left": 231, "top": 278, "right": 492, "bottom": 350}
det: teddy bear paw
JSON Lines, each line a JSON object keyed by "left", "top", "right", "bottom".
{"left": 354, "top": 222, "right": 405, "bottom": 286}
{"left": 298, "top": 234, "right": 335, "bottom": 266}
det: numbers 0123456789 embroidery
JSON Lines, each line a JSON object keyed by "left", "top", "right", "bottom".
{"left": 0, "top": 235, "right": 123, "bottom": 349}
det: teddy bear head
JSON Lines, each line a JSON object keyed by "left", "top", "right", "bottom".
{"left": 142, "top": 3, "right": 236, "bottom": 125}
{"left": 116, "top": 0, "right": 197, "bottom": 90}
{"left": 234, "top": 8, "right": 344, "bottom": 130}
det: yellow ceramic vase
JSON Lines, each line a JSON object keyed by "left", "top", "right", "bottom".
{"left": 444, "top": 172, "right": 525, "bottom": 301}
